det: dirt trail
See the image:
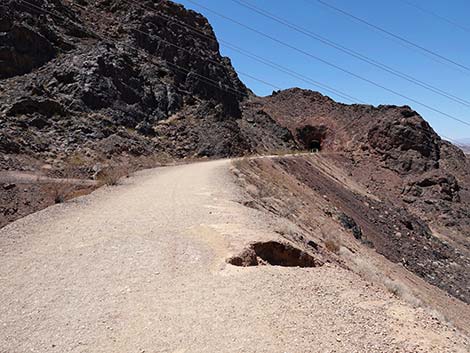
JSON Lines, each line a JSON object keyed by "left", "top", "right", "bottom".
{"left": 0, "top": 171, "right": 97, "bottom": 185}
{"left": 0, "top": 159, "right": 468, "bottom": 352}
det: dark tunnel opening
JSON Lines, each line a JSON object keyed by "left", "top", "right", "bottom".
{"left": 295, "top": 125, "right": 328, "bottom": 152}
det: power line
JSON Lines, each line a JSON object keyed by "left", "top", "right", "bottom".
{"left": 17, "top": 0, "right": 466, "bottom": 146}
{"left": 398, "top": 0, "right": 470, "bottom": 34}
{"left": 220, "top": 42, "right": 361, "bottom": 103}
{"left": 186, "top": 0, "right": 470, "bottom": 129}
{"left": 310, "top": 0, "right": 470, "bottom": 74}
{"left": 103, "top": 0, "right": 363, "bottom": 103}
{"left": 119, "top": 0, "right": 361, "bottom": 102}
{"left": 71, "top": 1, "right": 280, "bottom": 94}
{"left": 231, "top": 0, "right": 470, "bottom": 108}
{"left": 69, "top": 1, "right": 470, "bottom": 147}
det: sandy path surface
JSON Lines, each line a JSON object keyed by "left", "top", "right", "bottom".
{"left": 0, "top": 159, "right": 468, "bottom": 352}
{"left": 0, "top": 171, "right": 96, "bottom": 185}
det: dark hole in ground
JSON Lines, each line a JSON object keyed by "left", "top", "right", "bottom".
{"left": 296, "top": 125, "right": 328, "bottom": 152}
{"left": 227, "top": 241, "right": 320, "bottom": 268}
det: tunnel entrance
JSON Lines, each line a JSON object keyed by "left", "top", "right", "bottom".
{"left": 296, "top": 125, "right": 328, "bottom": 152}
{"left": 309, "top": 140, "right": 322, "bottom": 151}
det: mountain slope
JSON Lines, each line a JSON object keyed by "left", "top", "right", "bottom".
{"left": 0, "top": 0, "right": 294, "bottom": 174}
{"left": 241, "top": 89, "right": 470, "bottom": 303}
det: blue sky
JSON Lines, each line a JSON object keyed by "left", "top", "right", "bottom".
{"left": 177, "top": 0, "right": 470, "bottom": 141}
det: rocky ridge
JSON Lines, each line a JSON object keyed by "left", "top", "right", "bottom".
{"left": 0, "top": 0, "right": 295, "bottom": 175}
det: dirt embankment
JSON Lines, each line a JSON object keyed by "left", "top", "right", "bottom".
{"left": 0, "top": 175, "right": 96, "bottom": 229}
{"left": 232, "top": 153, "right": 470, "bottom": 333}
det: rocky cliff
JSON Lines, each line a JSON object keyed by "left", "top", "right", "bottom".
{"left": 0, "top": 0, "right": 294, "bottom": 174}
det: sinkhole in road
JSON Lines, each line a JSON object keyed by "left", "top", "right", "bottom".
{"left": 227, "top": 241, "right": 320, "bottom": 268}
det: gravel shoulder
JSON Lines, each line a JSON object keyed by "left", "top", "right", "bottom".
{"left": 0, "top": 159, "right": 468, "bottom": 352}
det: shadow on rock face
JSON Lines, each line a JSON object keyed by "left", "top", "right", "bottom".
{"left": 0, "top": 25, "right": 56, "bottom": 79}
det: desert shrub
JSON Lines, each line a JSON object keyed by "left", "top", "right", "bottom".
{"left": 277, "top": 222, "right": 298, "bottom": 238}
{"left": 51, "top": 181, "right": 73, "bottom": 204}
{"left": 245, "top": 184, "right": 260, "bottom": 197}
{"left": 96, "top": 166, "right": 128, "bottom": 186}
{"left": 344, "top": 252, "right": 424, "bottom": 308}
{"left": 66, "top": 152, "right": 87, "bottom": 167}
{"left": 276, "top": 221, "right": 308, "bottom": 244}
{"left": 383, "top": 278, "right": 422, "bottom": 307}
{"left": 324, "top": 235, "right": 341, "bottom": 253}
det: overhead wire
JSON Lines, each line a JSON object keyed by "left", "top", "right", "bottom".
{"left": 56, "top": 0, "right": 362, "bottom": 103}
{"left": 17, "top": 0, "right": 464, "bottom": 146}
{"left": 112, "top": 0, "right": 364, "bottom": 103}
{"left": 398, "top": 0, "right": 470, "bottom": 34}
{"left": 185, "top": 0, "right": 470, "bottom": 129}
{"left": 309, "top": 0, "right": 470, "bottom": 74}
{"left": 17, "top": 0, "right": 279, "bottom": 104}
{"left": 231, "top": 0, "right": 470, "bottom": 108}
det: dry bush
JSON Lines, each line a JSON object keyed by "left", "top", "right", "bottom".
{"left": 266, "top": 149, "right": 293, "bottom": 156}
{"left": 232, "top": 156, "right": 251, "bottom": 171}
{"left": 66, "top": 152, "right": 87, "bottom": 168}
{"left": 266, "top": 148, "right": 308, "bottom": 156}
{"left": 276, "top": 221, "right": 308, "bottom": 245}
{"left": 245, "top": 184, "right": 260, "bottom": 197}
{"left": 383, "top": 278, "right": 422, "bottom": 307}
{"left": 50, "top": 181, "right": 74, "bottom": 204}
{"left": 324, "top": 235, "right": 341, "bottom": 253}
{"left": 152, "top": 151, "right": 174, "bottom": 165}
{"left": 277, "top": 222, "right": 298, "bottom": 238}
{"left": 278, "top": 197, "right": 299, "bottom": 218}
{"left": 343, "top": 252, "right": 424, "bottom": 308}
{"left": 96, "top": 166, "right": 129, "bottom": 186}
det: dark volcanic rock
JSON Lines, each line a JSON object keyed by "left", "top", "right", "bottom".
{"left": 0, "top": 0, "right": 296, "bottom": 169}
{"left": 0, "top": 0, "right": 469, "bottom": 311}
{"left": 367, "top": 112, "right": 441, "bottom": 173}
{"left": 7, "top": 97, "right": 65, "bottom": 117}
{"left": 274, "top": 155, "right": 470, "bottom": 304}
{"left": 338, "top": 212, "right": 363, "bottom": 240}
{"left": 248, "top": 89, "right": 444, "bottom": 174}
{"left": 0, "top": 24, "right": 56, "bottom": 78}
{"left": 404, "top": 172, "right": 460, "bottom": 202}
{"left": 242, "top": 88, "right": 470, "bottom": 303}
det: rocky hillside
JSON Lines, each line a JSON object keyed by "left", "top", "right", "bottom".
{"left": 244, "top": 88, "right": 470, "bottom": 232}
{"left": 0, "top": 0, "right": 294, "bottom": 175}
{"left": 242, "top": 89, "right": 470, "bottom": 303}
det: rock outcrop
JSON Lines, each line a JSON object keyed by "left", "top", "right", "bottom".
{"left": 0, "top": 0, "right": 295, "bottom": 173}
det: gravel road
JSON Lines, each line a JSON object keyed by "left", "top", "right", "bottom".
{"left": 0, "top": 159, "right": 468, "bottom": 352}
